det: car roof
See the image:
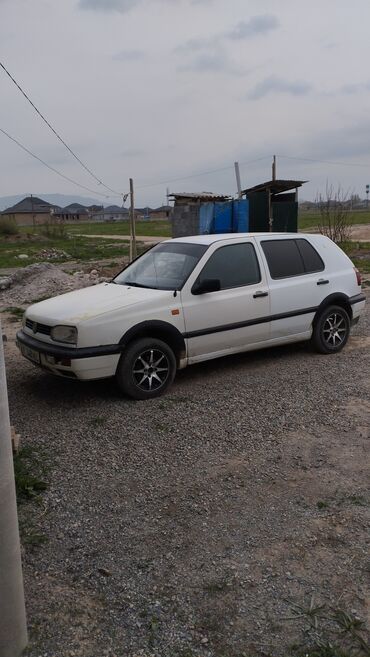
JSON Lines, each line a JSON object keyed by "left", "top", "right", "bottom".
{"left": 165, "top": 232, "right": 318, "bottom": 245}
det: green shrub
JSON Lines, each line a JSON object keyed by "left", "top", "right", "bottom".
{"left": 0, "top": 217, "right": 19, "bottom": 236}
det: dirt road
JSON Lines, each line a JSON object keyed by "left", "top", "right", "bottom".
{"left": 76, "top": 224, "right": 370, "bottom": 242}
{"left": 76, "top": 234, "right": 166, "bottom": 243}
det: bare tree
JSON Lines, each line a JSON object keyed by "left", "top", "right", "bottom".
{"left": 316, "top": 183, "right": 353, "bottom": 244}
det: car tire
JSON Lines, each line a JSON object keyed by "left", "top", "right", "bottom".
{"left": 312, "top": 305, "right": 350, "bottom": 354}
{"left": 116, "top": 337, "right": 177, "bottom": 400}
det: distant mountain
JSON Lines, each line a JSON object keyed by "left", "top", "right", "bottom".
{"left": 0, "top": 193, "right": 111, "bottom": 211}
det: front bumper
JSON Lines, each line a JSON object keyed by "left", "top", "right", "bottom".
{"left": 16, "top": 330, "right": 121, "bottom": 380}
{"left": 16, "top": 330, "right": 121, "bottom": 359}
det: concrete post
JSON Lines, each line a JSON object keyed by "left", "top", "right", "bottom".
{"left": 234, "top": 162, "right": 242, "bottom": 198}
{"left": 0, "top": 319, "right": 28, "bottom": 657}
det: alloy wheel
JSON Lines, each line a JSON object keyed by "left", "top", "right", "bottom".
{"left": 132, "top": 348, "right": 170, "bottom": 392}
{"left": 322, "top": 312, "right": 347, "bottom": 348}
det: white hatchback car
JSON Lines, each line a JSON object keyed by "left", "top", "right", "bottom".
{"left": 17, "top": 233, "right": 365, "bottom": 399}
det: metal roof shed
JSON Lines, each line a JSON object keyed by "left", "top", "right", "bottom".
{"left": 169, "top": 192, "right": 231, "bottom": 205}
{"left": 170, "top": 192, "right": 232, "bottom": 237}
{"left": 242, "top": 179, "right": 307, "bottom": 232}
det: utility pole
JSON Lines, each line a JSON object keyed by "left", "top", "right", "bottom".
{"left": 0, "top": 320, "right": 28, "bottom": 657}
{"left": 272, "top": 154, "right": 276, "bottom": 181}
{"left": 269, "top": 155, "right": 276, "bottom": 232}
{"left": 129, "top": 178, "right": 137, "bottom": 261}
{"left": 234, "top": 162, "right": 242, "bottom": 198}
{"left": 31, "top": 193, "right": 35, "bottom": 229}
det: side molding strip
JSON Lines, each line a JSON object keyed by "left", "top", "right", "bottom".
{"left": 183, "top": 306, "right": 318, "bottom": 339}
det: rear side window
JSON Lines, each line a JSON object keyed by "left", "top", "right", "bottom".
{"left": 261, "top": 240, "right": 304, "bottom": 278}
{"left": 261, "top": 239, "right": 324, "bottom": 279}
{"left": 197, "top": 242, "right": 261, "bottom": 289}
{"left": 296, "top": 239, "right": 324, "bottom": 273}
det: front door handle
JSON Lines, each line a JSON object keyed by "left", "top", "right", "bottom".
{"left": 253, "top": 290, "right": 269, "bottom": 298}
{"left": 317, "top": 279, "right": 329, "bottom": 285}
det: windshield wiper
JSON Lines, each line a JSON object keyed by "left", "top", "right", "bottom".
{"left": 123, "top": 281, "right": 158, "bottom": 289}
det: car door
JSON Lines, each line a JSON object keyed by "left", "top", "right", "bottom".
{"left": 181, "top": 239, "right": 271, "bottom": 361}
{"left": 255, "top": 236, "right": 327, "bottom": 339}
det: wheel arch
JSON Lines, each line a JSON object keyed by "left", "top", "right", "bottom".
{"left": 119, "top": 320, "right": 186, "bottom": 365}
{"left": 314, "top": 293, "right": 353, "bottom": 326}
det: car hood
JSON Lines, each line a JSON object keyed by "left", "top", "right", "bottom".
{"left": 27, "top": 283, "right": 175, "bottom": 324}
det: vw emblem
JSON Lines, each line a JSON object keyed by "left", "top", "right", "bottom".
{"left": 32, "top": 322, "right": 37, "bottom": 334}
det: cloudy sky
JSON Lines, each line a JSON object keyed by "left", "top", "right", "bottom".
{"left": 1, "top": 0, "right": 370, "bottom": 206}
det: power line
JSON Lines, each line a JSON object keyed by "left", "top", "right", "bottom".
{"left": 136, "top": 155, "right": 271, "bottom": 190}
{"left": 277, "top": 153, "right": 370, "bottom": 169}
{"left": 0, "top": 126, "right": 117, "bottom": 198}
{"left": 0, "top": 60, "right": 122, "bottom": 196}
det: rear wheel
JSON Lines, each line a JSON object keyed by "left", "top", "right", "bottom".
{"left": 312, "top": 305, "right": 350, "bottom": 354}
{"left": 116, "top": 337, "right": 176, "bottom": 400}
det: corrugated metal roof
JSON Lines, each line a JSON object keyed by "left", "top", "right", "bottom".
{"left": 169, "top": 192, "right": 231, "bottom": 201}
{"left": 242, "top": 179, "right": 307, "bottom": 195}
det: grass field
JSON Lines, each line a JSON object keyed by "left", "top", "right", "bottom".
{"left": 19, "top": 211, "right": 370, "bottom": 236}
{"left": 0, "top": 234, "right": 132, "bottom": 269}
{"left": 0, "top": 219, "right": 163, "bottom": 268}
{"left": 298, "top": 209, "right": 370, "bottom": 230}
{"left": 55, "top": 219, "right": 172, "bottom": 238}
{"left": 12, "top": 210, "right": 370, "bottom": 240}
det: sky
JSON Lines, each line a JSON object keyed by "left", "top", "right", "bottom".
{"left": 1, "top": 0, "right": 370, "bottom": 207}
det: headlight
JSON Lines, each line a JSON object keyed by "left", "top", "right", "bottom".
{"left": 50, "top": 325, "right": 77, "bottom": 344}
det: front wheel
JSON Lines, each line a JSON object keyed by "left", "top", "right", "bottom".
{"left": 312, "top": 305, "right": 350, "bottom": 354}
{"left": 116, "top": 337, "right": 176, "bottom": 400}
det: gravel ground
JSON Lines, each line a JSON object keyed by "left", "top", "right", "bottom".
{"left": 1, "top": 293, "right": 369, "bottom": 657}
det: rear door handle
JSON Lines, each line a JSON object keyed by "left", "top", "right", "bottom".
{"left": 253, "top": 290, "right": 269, "bottom": 298}
{"left": 317, "top": 279, "right": 329, "bottom": 285}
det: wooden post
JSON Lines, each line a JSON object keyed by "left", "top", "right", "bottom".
{"left": 268, "top": 189, "right": 273, "bottom": 232}
{"left": 129, "top": 178, "right": 137, "bottom": 261}
{"left": 0, "top": 320, "right": 28, "bottom": 657}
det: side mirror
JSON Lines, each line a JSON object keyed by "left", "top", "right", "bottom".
{"left": 192, "top": 278, "right": 221, "bottom": 295}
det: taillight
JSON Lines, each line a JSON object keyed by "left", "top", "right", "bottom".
{"left": 354, "top": 267, "right": 362, "bottom": 286}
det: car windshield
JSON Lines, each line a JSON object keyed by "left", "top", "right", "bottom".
{"left": 113, "top": 242, "right": 208, "bottom": 291}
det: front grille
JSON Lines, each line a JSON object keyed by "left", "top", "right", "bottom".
{"left": 25, "top": 318, "right": 52, "bottom": 336}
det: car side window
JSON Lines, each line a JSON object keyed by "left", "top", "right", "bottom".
{"left": 197, "top": 243, "right": 261, "bottom": 290}
{"left": 296, "top": 239, "right": 325, "bottom": 273}
{"left": 261, "top": 240, "right": 304, "bottom": 278}
{"left": 261, "top": 239, "right": 324, "bottom": 279}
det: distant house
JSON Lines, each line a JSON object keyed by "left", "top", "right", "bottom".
{"left": 1, "top": 196, "right": 106, "bottom": 224}
{"left": 136, "top": 207, "right": 153, "bottom": 220}
{"left": 299, "top": 200, "right": 317, "bottom": 211}
{"left": 149, "top": 205, "right": 172, "bottom": 220}
{"left": 90, "top": 205, "right": 129, "bottom": 222}
{"left": 1, "top": 195, "right": 174, "bottom": 226}
{"left": 89, "top": 205, "right": 171, "bottom": 222}
{"left": 1, "top": 196, "right": 61, "bottom": 226}
{"left": 56, "top": 203, "right": 90, "bottom": 221}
